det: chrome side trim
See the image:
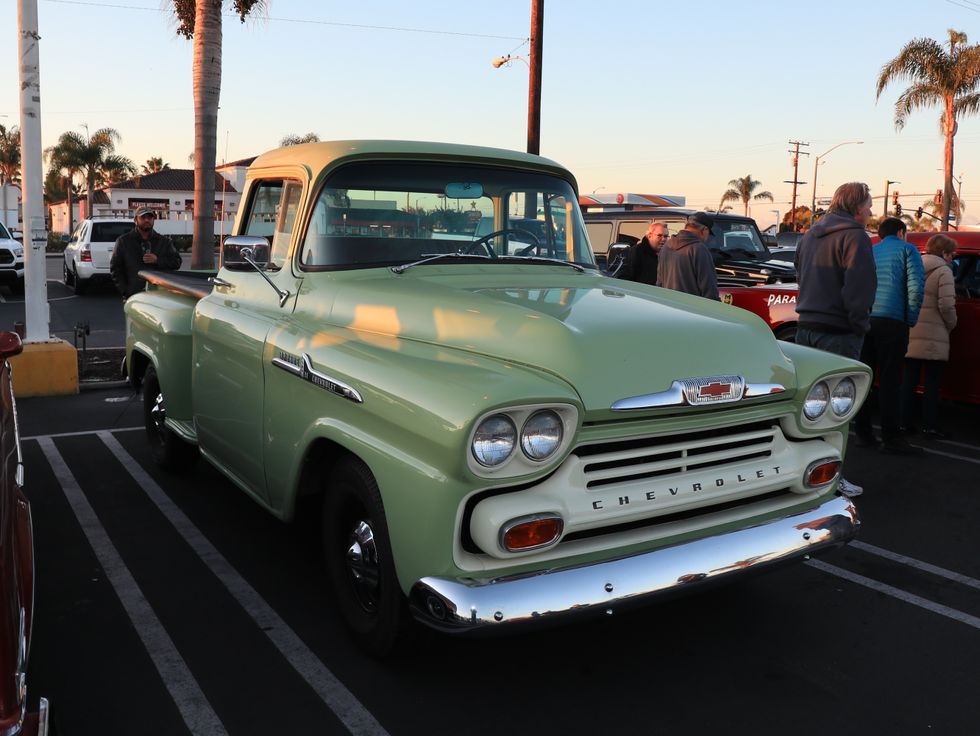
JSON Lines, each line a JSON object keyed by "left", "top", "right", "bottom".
{"left": 410, "top": 495, "right": 857, "bottom": 633}
{"left": 611, "top": 378, "right": 785, "bottom": 411}
{"left": 272, "top": 352, "right": 363, "bottom": 404}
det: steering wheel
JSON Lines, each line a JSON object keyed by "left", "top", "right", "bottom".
{"left": 466, "top": 228, "right": 540, "bottom": 258}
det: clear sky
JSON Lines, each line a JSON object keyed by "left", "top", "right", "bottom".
{"left": 3, "top": 0, "right": 980, "bottom": 228}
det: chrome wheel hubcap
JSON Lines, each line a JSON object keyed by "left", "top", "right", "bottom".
{"left": 345, "top": 520, "right": 380, "bottom": 612}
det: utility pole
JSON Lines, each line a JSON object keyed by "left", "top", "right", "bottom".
{"left": 527, "top": 0, "right": 543, "bottom": 156}
{"left": 17, "top": 0, "right": 50, "bottom": 343}
{"left": 784, "top": 141, "right": 809, "bottom": 231}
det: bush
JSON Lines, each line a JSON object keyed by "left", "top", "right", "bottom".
{"left": 47, "top": 232, "right": 67, "bottom": 253}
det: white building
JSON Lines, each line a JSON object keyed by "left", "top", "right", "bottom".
{"left": 47, "top": 159, "right": 255, "bottom": 235}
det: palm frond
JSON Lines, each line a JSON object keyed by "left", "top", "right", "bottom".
{"left": 752, "top": 191, "right": 774, "bottom": 202}
{"left": 893, "top": 83, "right": 944, "bottom": 130}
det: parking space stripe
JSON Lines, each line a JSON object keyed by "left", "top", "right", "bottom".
{"left": 849, "top": 540, "right": 980, "bottom": 591}
{"left": 23, "top": 426, "right": 141, "bottom": 442}
{"left": 921, "top": 447, "right": 980, "bottom": 466}
{"left": 807, "top": 558, "right": 980, "bottom": 630}
{"left": 36, "top": 437, "right": 229, "bottom": 736}
{"left": 97, "top": 431, "right": 390, "bottom": 736}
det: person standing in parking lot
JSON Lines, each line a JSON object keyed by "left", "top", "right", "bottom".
{"left": 901, "top": 234, "right": 958, "bottom": 438}
{"left": 854, "top": 217, "right": 924, "bottom": 454}
{"left": 794, "top": 181, "right": 877, "bottom": 496}
{"left": 109, "top": 207, "right": 182, "bottom": 299}
{"left": 618, "top": 221, "right": 668, "bottom": 285}
{"left": 656, "top": 212, "right": 719, "bottom": 300}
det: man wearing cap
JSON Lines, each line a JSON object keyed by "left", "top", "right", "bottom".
{"left": 109, "top": 207, "right": 182, "bottom": 299}
{"left": 656, "top": 212, "right": 719, "bottom": 300}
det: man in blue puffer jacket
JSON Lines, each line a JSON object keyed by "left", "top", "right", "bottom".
{"left": 854, "top": 217, "right": 924, "bottom": 454}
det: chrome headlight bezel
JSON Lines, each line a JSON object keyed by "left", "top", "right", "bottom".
{"left": 471, "top": 414, "right": 517, "bottom": 468}
{"left": 830, "top": 377, "right": 856, "bottom": 416}
{"left": 468, "top": 404, "right": 578, "bottom": 478}
{"left": 520, "top": 409, "right": 564, "bottom": 461}
{"left": 800, "top": 372, "right": 870, "bottom": 429}
{"left": 803, "top": 380, "right": 830, "bottom": 420}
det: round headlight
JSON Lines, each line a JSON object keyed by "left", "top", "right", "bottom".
{"left": 831, "top": 377, "right": 856, "bottom": 416}
{"left": 520, "top": 410, "right": 563, "bottom": 461}
{"left": 803, "top": 381, "right": 830, "bottom": 420}
{"left": 472, "top": 414, "right": 516, "bottom": 467}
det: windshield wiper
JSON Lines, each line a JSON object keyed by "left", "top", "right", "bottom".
{"left": 497, "top": 255, "right": 587, "bottom": 272}
{"left": 391, "top": 252, "right": 491, "bottom": 274}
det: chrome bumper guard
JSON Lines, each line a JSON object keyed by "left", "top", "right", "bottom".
{"left": 410, "top": 495, "right": 858, "bottom": 633}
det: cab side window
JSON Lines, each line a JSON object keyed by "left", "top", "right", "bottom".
{"left": 242, "top": 180, "right": 302, "bottom": 268}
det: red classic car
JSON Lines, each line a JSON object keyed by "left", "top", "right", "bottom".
{"left": 0, "top": 332, "right": 47, "bottom": 735}
{"left": 721, "top": 231, "right": 980, "bottom": 404}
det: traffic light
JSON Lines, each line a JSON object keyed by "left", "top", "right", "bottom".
{"left": 895, "top": 203, "right": 902, "bottom": 216}
{"left": 935, "top": 189, "right": 943, "bottom": 207}
{"left": 892, "top": 190, "right": 900, "bottom": 206}
{"left": 916, "top": 206, "right": 923, "bottom": 220}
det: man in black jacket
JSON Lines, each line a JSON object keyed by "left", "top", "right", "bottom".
{"left": 109, "top": 207, "right": 182, "bottom": 299}
{"left": 657, "top": 212, "right": 719, "bottom": 300}
{"left": 619, "top": 221, "right": 668, "bottom": 285}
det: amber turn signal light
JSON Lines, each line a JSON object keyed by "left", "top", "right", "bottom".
{"left": 804, "top": 458, "right": 841, "bottom": 488}
{"left": 501, "top": 514, "right": 563, "bottom": 552}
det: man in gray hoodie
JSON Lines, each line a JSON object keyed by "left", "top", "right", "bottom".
{"left": 657, "top": 212, "right": 719, "bottom": 300}
{"left": 794, "top": 181, "right": 877, "bottom": 497}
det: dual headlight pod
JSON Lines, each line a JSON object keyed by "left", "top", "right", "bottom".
{"left": 802, "top": 376, "right": 858, "bottom": 422}
{"left": 470, "top": 405, "right": 576, "bottom": 475}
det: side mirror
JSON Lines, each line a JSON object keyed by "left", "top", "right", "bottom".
{"left": 0, "top": 331, "right": 23, "bottom": 361}
{"left": 222, "top": 235, "right": 271, "bottom": 271}
{"left": 606, "top": 242, "right": 631, "bottom": 276}
{"left": 762, "top": 233, "right": 778, "bottom": 250}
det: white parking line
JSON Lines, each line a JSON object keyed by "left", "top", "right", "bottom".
{"left": 97, "top": 431, "right": 390, "bottom": 736}
{"left": 36, "top": 437, "right": 229, "bottom": 736}
{"left": 849, "top": 540, "right": 980, "bottom": 591}
{"left": 22, "top": 426, "right": 141, "bottom": 441}
{"left": 806, "top": 558, "right": 980, "bottom": 631}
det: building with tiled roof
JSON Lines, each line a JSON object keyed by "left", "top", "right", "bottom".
{"left": 48, "top": 166, "right": 244, "bottom": 236}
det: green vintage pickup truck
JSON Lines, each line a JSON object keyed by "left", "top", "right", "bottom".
{"left": 125, "top": 140, "right": 868, "bottom": 655}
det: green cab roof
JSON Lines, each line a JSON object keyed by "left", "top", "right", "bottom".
{"left": 249, "top": 139, "right": 578, "bottom": 190}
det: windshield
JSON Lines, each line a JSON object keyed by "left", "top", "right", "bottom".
{"left": 709, "top": 220, "right": 767, "bottom": 257}
{"left": 0, "top": 222, "right": 10, "bottom": 240}
{"left": 299, "top": 162, "right": 596, "bottom": 269}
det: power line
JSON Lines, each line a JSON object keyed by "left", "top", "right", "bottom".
{"left": 42, "top": 0, "right": 527, "bottom": 41}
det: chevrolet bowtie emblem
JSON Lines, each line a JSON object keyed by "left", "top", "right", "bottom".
{"left": 698, "top": 381, "right": 732, "bottom": 398}
{"left": 680, "top": 375, "right": 745, "bottom": 405}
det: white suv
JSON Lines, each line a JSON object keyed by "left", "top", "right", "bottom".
{"left": 63, "top": 217, "right": 134, "bottom": 294}
{"left": 0, "top": 222, "right": 25, "bottom": 295}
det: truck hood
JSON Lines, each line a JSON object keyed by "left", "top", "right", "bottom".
{"left": 325, "top": 267, "right": 797, "bottom": 411}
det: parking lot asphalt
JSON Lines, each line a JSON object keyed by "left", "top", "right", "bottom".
{"left": 15, "top": 385, "right": 980, "bottom": 735}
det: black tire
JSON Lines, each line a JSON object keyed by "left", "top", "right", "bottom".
{"left": 62, "top": 260, "right": 72, "bottom": 287}
{"left": 775, "top": 324, "right": 798, "bottom": 343}
{"left": 322, "top": 458, "right": 409, "bottom": 657}
{"left": 72, "top": 266, "right": 87, "bottom": 295}
{"left": 8, "top": 278, "right": 23, "bottom": 296}
{"left": 142, "top": 364, "right": 199, "bottom": 471}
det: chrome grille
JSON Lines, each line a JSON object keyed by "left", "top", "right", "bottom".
{"left": 576, "top": 420, "right": 778, "bottom": 490}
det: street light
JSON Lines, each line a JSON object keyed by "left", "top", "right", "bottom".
{"left": 592, "top": 186, "right": 605, "bottom": 194}
{"left": 771, "top": 209, "right": 780, "bottom": 231}
{"left": 491, "top": 54, "right": 529, "bottom": 69}
{"left": 883, "top": 179, "right": 900, "bottom": 218}
{"left": 811, "top": 140, "right": 863, "bottom": 221}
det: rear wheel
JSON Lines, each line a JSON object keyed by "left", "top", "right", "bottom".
{"left": 72, "top": 266, "right": 87, "bottom": 295}
{"left": 62, "top": 260, "right": 72, "bottom": 287}
{"left": 142, "top": 364, "right": 198, "bottom": 471}
{"left": 322, "top": 458, "right": 409, "bottom": 657}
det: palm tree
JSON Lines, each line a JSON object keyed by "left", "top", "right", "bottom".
{"left": 0, "top": 125, "right": 20, "bottom": 185}
{"left": 143, "top": 157, "right": 171, "bottom": 174}
{"left": 876, "top": 28, "right": 980, "bottom": 230}
{"left": 174, "top": 0, "right": 263, "bottom": 269}
{"left": 280, "top": 133, "right": 320, "bottom": 147}
{"left": 720, "top": 175, "right": 774, "bottom": 216}
{"left": 45, "top": 128, "right": 135, "bottom": 220}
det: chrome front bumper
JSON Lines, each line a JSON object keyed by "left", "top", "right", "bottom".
{"left": 410, "top": 495, "right": 858, "bottom": 633}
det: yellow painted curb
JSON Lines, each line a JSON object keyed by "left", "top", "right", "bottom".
{"left": 10, "top": 340, "right": 79, "bottom": 398}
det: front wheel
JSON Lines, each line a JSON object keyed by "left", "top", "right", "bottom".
{"left": 322, "top": 458, "right": 409, "bottom": 657}
{"left": 142, "top": 364, "right": 199, "bottom": 471}
{"left": 775, "top": 324, "right": 798, "bottom": 343}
